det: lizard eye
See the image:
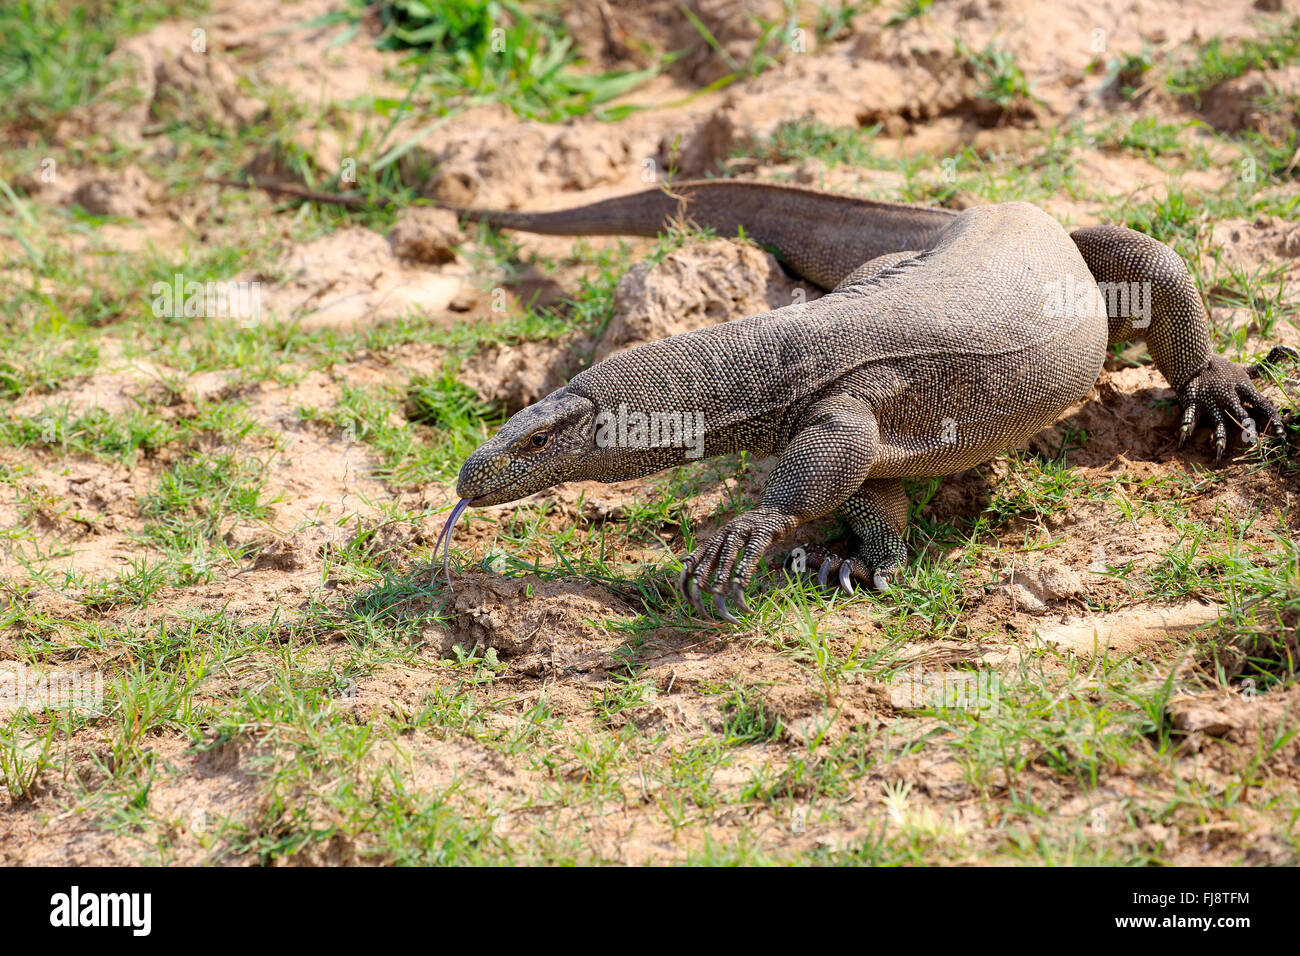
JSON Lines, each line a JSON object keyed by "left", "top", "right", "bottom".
{"left": 529, "top": 431, "right": 549, "bottom": 449}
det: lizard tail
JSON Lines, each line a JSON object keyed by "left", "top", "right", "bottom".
{"left": 446, "top": 188, "right": 689, "bottom": 237}
{"left": 448, "top": 180, "right": 958, "bottom": 290}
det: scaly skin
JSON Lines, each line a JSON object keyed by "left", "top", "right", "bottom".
{"left": 449, "top": 183, "right": 1291, "bottom": 621}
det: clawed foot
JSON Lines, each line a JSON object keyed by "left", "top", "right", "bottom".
{"left": 783, "top": 543, "right": 893, "bottom": 596}
{"left": 1178, "top": 348, "right": 1295, "bottom": 462}
{"left": 675, "top": 507, "right": 794, "bottom": 625}
{"left": 676, "top": 566, "right": 750, "bottom": 625}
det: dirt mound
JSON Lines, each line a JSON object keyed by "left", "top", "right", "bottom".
{"left": 251, "top": 524, "right": 350, "bottom": 571}
{"left": 1199, "top": 66, "right": 1300, "bottom": 134}
{"left": 598, "top": 238, "right": 818, "bottom": 360}
{"left": 458, "top": 338, "right": 584, "bottom": 414}
{"left": 441, "top": 574, "right": 630, "bottom": 657}
{"left": 387, "top": 208, "right": 461, "bottom": 265}
{"left": 69, "top": 166, "right": 159, "bottom": 218}
{"left": 989, "top": 562, "right": 1086, "bottom": 615}
{"left": 417, "top": 105, "right": 640, "bottom": 208}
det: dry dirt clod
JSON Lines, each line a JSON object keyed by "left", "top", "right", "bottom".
{"left": 597, "top": 239, "right": 820, "bottom": 361}
{"left": 1168, "top": 699, "right": 1244, "bottom": 738}
{"left": 440, "top": 576, "right": 625, "bottom": 658}
{"left": 991, "top": 563, "right": 1085, "bottom": 615}
{"left": 69, "top": 166, "right": 157, "bottom": 218}
{"left": 252, "top": 526, "right": 349, "bottom": 572}
{"left": 457, "top": 338, "right": 585, "bottom": 414}
{"left": 387, "top": 208, "right": 463, "bottom": 265}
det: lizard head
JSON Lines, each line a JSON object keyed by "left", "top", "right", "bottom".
{"left": 456, "top": 388, "right": 598, "bottom": 506}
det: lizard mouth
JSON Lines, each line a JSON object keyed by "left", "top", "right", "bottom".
{"left": 457, "top": 470, "right": 533, "bottom": 507}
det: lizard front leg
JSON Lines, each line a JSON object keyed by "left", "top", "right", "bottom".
{"left": 790, "top": 478, "right": 909, "bottom": 595}
{"left": 1071, "top": 225, "right": 1294, "bottom": 461}
{"left": 678, "top": 394, "right": 878, "bottom": 622}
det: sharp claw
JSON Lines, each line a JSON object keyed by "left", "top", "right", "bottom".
{"left": 838, "top": 562, "right": 855, "bottom": 596}
{"left": 731, "top": 582, "right": 751, "bottom": 615}
{"left": 873, "top": 572, "right": 890, "bottom": 591}
{"left": 1178, "top": 403, "right": 1197, "bottom": 448}
{"left": 677, "top": 563, "right": 691, "bottom": 594}
{"left": 713, "top": 592, "right": 741, "bottom": 625}
{"left": 687, "top": 578, "right": 707, "bottom": 616}
{"left": 817, "top": 561, "right": 831, "bottom": 588}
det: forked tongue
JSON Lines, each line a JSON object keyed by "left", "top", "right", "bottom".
{"left": 433, "top": 497, "right": 474, "bottom": 590}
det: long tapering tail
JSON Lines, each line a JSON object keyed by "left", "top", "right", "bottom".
{"left": 450, "top": 180, "right": 958, "bottom": 289}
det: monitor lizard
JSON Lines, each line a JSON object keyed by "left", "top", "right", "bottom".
{"left": 439, "top": 181, "right": 1293, "bottom": 622}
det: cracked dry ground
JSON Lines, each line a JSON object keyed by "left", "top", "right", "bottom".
{"left": 1, "top": 0, "right": 1299, "bottom": 864}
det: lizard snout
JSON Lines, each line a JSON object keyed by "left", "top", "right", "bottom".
{"left": 456, "top": 448, "right": 514, "bottom": 503}
{"left": 453, "top": 388, "right": 598, "bottom": 506}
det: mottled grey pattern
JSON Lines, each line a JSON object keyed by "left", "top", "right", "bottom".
{"left": 451, "top": 183, "right": 1288, "bottom": 619}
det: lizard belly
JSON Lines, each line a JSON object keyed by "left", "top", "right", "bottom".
{"left": 866, "top": 321, "right": 1107, "bottom": 478}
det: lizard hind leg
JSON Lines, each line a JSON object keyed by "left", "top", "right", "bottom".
{"left": 789, "top": 478, "right": 909, "bottom": 596}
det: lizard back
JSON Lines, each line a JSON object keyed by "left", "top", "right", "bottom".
{"left": 567, "top": 202, "right": 1108, "bottom": 479}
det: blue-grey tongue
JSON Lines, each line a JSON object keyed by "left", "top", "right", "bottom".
{"left": 433, "top": 497, "right": 473, "bottom": 590}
